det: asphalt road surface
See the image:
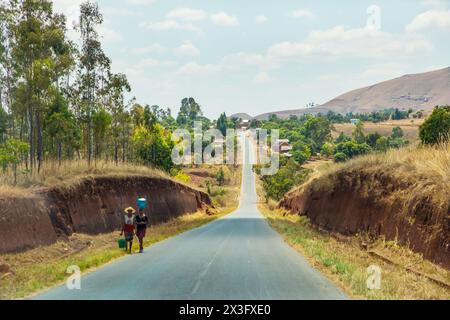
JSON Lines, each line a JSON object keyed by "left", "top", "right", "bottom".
{"left": 36, "top": 133, "right": 347, "bottom": 300}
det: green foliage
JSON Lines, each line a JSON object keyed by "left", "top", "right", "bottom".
{"left": 261, "top": 159, "right": 311, "bottom": 201}
{"left": 0, "top": 138, "right": 29, "bottom": 172}
{"left": 177, "top": 97, "right": 203, "bottom": 127}
{"left": 391, "top": 126, "right": 404, "bottom": 139}
{"left": 365, "top": 132, "right": 382, "bottom": 149}
{"left": 132, "top": 124, "right": 174, "bottom": 171}
{"left": 375, "top": 136, "right": 389, "bottom": 152}
{"left": 333, "top": 152, "right": 348, "bottom": 163}
{"left": 301, "top": 117, "right": 332, "bottom": 152}
{"left": 352, "top": 121, "right": 366, "bottom": 144}
{"left": 321, "top": 142, "right": 335, "bottom": 158}
{"left": 216, "top": 167, "right": 225, "bottom": 186}
{"left": 335, "top": 141, "right": 372, "bottom": 158}
{"left": 335, "top": 132, "right": 352, "bottom": 144}
{"left": 323, "top": 108, "right": 410, "bottom": 124}
{"left": 419, "top": 106, "right": 450, "bottom": 145}
{"left": 216, "top": 113, "right": 230, "bottom": 136}
{"left": 292, "top": 140, "right": 312, "bottom": 164}
{"left": 0, "top": 105, "right": 8, "bottom": 142}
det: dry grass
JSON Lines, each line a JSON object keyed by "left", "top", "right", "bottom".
{"left": 0, "top": 210, "right": 233, "bottom": 300}
{"left": 259, "top": 206, "right": 450, "bottom": 300}
{"left": 183, "top": 164, "right": 242, "bottom": 211}
{"left": 0, "top": 160, "right": 168, "bottom": 194}
{"left": 304, "top": 143, "right": 450, "bottom": 187}
{"left": 332, "top": 118, "right": 424, "bottom": 142}
{"left": 254, "top": 172, "right": 450, "bottom": 300}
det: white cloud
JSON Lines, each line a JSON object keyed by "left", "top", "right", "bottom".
{"left": 127, "top": 0, "right": 156, "bottom": 5}
{"left": 211, "top": 12, "right": 240, "bottom": 27}
{"left": 253, "top": 72, "right": 272, "bottom": 84}
{"left": 267, "top": 26, "right": 432, "bottom": 61}
{"left": 132, "top": 44, "right": 167, "bottom": 55}
{"left": 290, "top": 9, "right": 315, "bottom": 19}
{"left": 98, "top": 23, "right": 123, "bottom": 43}
{"left": 406, "top": 10, "right": 450, "bottom": 32}
{"left": 174, "top": 41, "right": 200, "bottom": 56}
{"left": 176, "top": 62, "right": 222, "bottom": 76}
{"left": 140, "top": 20, "right": 200, "bottom": 32}
{"left": 421, "top": 0, "right": 449, "bottom": 9}
{"left": 166, "top": 8, "right": 207, "bottom": 22}
{"left": 255, "top": 15, "right": 268, "bottom": 23}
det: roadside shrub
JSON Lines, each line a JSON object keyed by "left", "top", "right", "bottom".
{"left": 419, "top": 106, "right": 450, "bottom": 145}
{"left": 334, "top": 152, "right": 348, "bottom": 163}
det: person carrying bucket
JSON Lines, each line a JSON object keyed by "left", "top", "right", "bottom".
{"left": 136, "top": 196, "right": 149, "bottom": 253}
{"left": 120, "top": 207, "right": 136, "bottom": 253}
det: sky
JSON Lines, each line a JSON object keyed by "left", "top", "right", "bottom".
{"left": 53, "top": 0, "right": 450, "bottom": 119}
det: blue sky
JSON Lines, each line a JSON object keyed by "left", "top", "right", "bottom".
{"left": 53, "top": 0, "right": 450, "bottom": 119}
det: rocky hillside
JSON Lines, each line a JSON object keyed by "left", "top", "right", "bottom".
{"left": 0, "top": 176, "right": 212, "bottom": 253}
{"left": 280, "top": 144, "right": 450, "bottom": 269}
{"left": 236, "top": 67, "right": 450, "bottom": 120}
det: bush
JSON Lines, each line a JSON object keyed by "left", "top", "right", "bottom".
{"left": 335, "top": 141, "right": 372, "bottom": 158}
{"left": 334, "top": 152, "right": 348, "bottom": 163}
{"left": 419, "top": 106, "right": 450, "bottom": 145}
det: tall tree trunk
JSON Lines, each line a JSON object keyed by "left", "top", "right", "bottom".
{"left": 58, "top": 141, "right": 62, "bottom": 166}
{"left": 36, "top": 109, "right": 43, "bottom": 173}
{"left": 28, "top": 104, "right": 34, "bottom": 172}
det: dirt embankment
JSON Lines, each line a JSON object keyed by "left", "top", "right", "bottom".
{"left": 0, "top": 176, "right": 212, "bottom": 254}
{"left": 280, "top": 168, "right": 450, "bottom": 269}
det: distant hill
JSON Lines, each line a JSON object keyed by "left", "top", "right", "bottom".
{"left": 229, "top": 113, "right": 253, "bottom": 120}
{"left": 237, "top": 67, "right": 450, "bottom": 120}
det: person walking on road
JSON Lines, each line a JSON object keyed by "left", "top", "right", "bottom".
{"left": 121, "top": 207, "right": 136, "bottom": 253}
{"left": 135, "top": 209, "right": 149, "bottom": 253}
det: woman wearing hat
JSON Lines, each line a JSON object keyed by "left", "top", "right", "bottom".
{"left": 120, "top": 207, "right": 136, "bottom": 253}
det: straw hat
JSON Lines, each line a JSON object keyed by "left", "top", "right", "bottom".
{"left": 124, "top": 207, "right": 136, "bottom": 214}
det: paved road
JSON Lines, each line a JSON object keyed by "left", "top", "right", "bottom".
{"left": 36, "top": 134, "right": 346, "bottom": 300}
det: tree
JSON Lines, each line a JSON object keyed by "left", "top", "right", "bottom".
{"left": 335, "top": 132, "right": 351, "bottom": 144}
{"left": 177, "top": 97, "right": 203, "bottom": 126}
{"left": 334, "top": 152, "right": 348, "bottom": 163}
{"left": 216, "top": 113, "right": 228, "bottom": 136}
{"left": 216, "top": 167, "right": 225, "bottom": 186}
{"left": 132, "top": 123, "right": 173, "bottom": 171}
{"left": 366, "top": 132, "right": 382, "bottom": 149}
{"left": 321, "top": 142, "right": 335, "bottom": 158}
{"left": 419, "top": 106, "right": 450, "bottom": 145}
{"left": 0, "top": 105, "right": 8, "bottom": 142}
{"left": 74, "top": 1, "right": 111, "bottom": 165}
{"left": 45, "top": 92, "right": 78, "bottom": 164}
{"left": 353, "top": 121, "right": 366, "bottom": 144}
{"left": 92, "top": 107, "right": 111, "bottom": 161}
{"left": 375, "top": 136, "right": 389, "bottom": 152}
{"left": 301, "top": 117, "right": 332, "bottom": 152}
{"left": 0, "top": 138, "right": 29, "bottom": 184}
{"left": 12, "top": 0, "right": 74, "bottom": 172}
{"left": 261, "top": 159, "right": 309, "bottom": 201}
{"left": 292, "top": 140, "right": 311, "bottom": 164}
{"left": 336, "top": 141, "right": 371, "bottom": 158}
{"left": 391, "top": 126, "right": 404, "bottom": 139}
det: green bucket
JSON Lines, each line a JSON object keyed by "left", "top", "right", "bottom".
{"left": 118, "top": 238, "right": 126, "bottom": 249}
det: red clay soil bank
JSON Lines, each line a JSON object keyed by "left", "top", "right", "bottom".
{"left": 0, "top": 176, "right": 211, "bottom": 254}
{"left": 280, "top": 169, "right": 450, "bottom": 269}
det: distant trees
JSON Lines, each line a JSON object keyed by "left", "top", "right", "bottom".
{"left": 1, "top": 0, "right": 216, "bottom": 183}
{"left": 323, "top": 108, "right": 410, "bottom": 124}
{"left": 301, "top": 117, "right": 332, "bottom": 152}
{"left": 259, "top": 159, "right": 310, "bottom": 201}
{"left": 419, "top": 106, "right": 450, "bottom": 145}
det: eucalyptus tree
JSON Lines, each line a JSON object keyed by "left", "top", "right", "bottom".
{"left": 106, "top": 72, "right": 131, "bottom": 164}
{"left": 12, "top": 0, "right": 74, "bottom": 172}
{"left": 74, "top": 0, "right": 111, "bottom": 165}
